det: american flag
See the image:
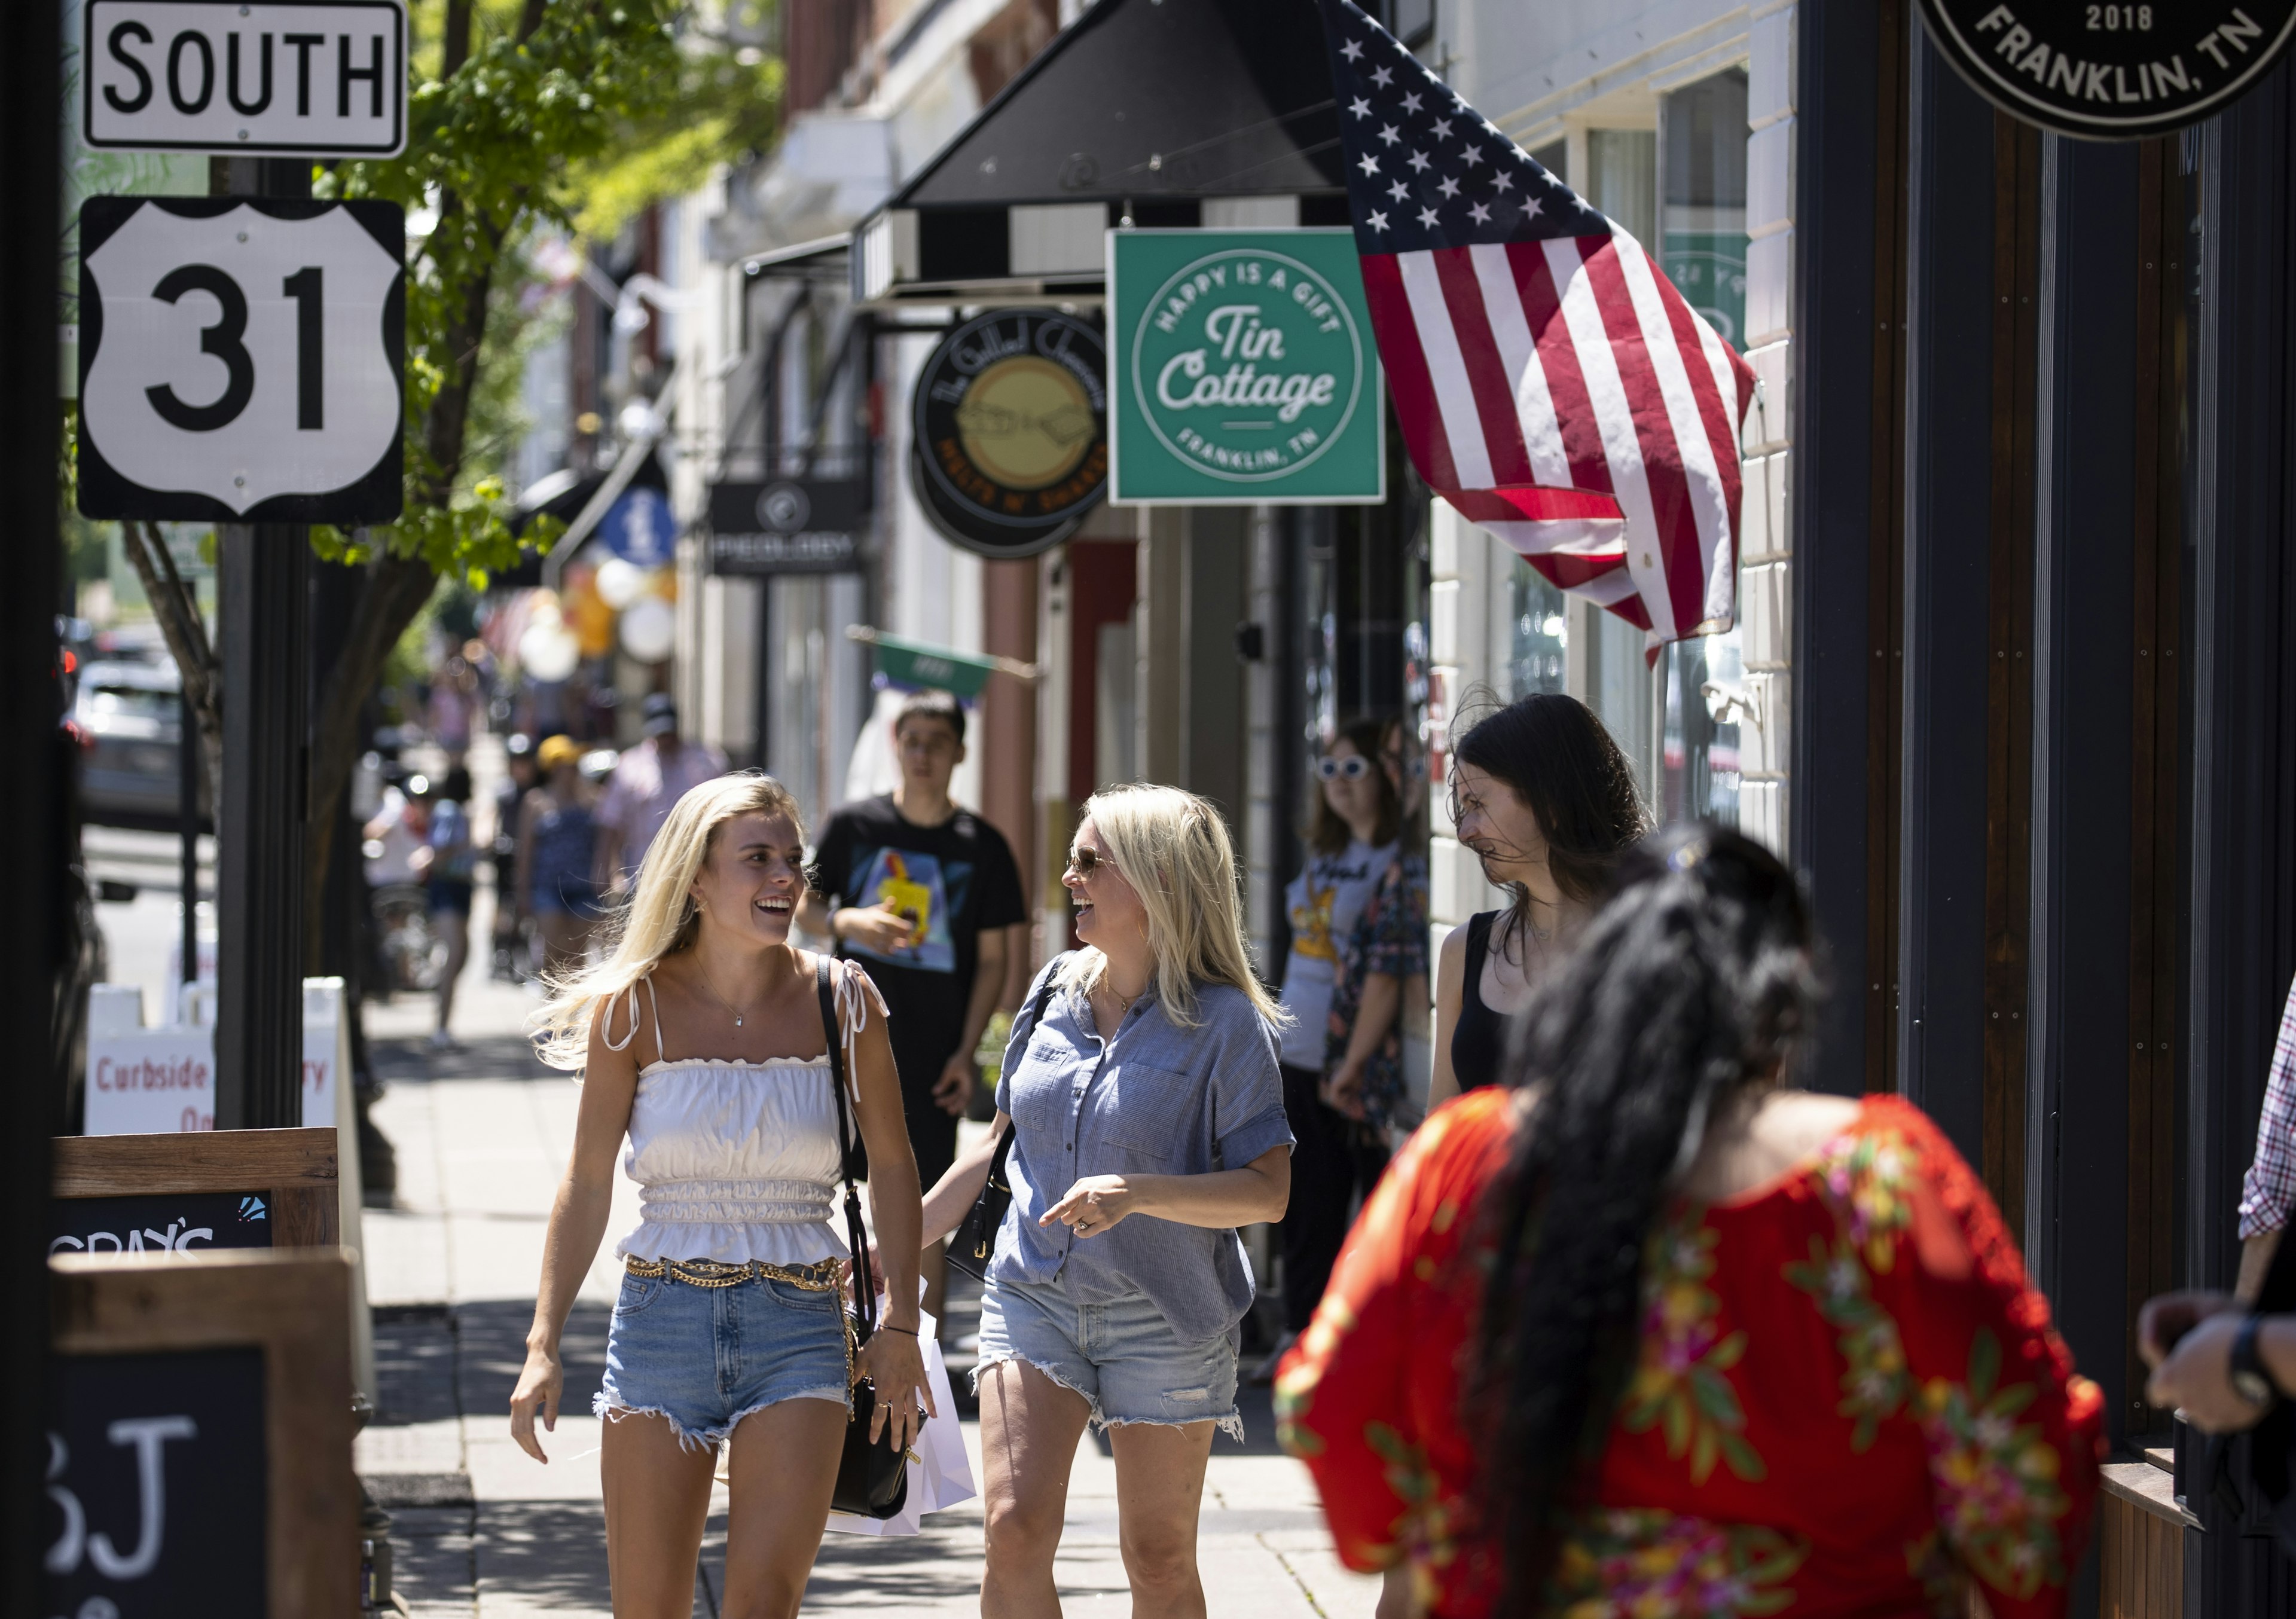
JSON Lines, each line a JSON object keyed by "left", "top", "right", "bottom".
{"left": 1316, "top": 0, "right": 1755, "bottom": 647}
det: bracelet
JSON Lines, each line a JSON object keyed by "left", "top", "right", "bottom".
{"left": 879, "top": 1324, "right": 919, "bottom": 1338}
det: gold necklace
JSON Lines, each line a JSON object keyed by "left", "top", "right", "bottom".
{"left": 695, "top": 958, "right": 763, "bottom": 1028}
{"left": 1101, "top": 970, "right": 1144, "bottom": 1015}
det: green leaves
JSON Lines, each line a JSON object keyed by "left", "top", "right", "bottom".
{"left": 298, "top": 0, "right": 762, "bottom": 582}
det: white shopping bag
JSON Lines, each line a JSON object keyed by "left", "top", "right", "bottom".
{"left": 825, "top": 1304, "right": 976, "bottom": 1537}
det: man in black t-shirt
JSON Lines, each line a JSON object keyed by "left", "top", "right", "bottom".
{"left": 800, "top": 689, "right": 1027, "bottom": 1329}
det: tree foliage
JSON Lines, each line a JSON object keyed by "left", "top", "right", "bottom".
{"left": 286, "top": 0, "right": 779, "bottom": 960}
{"left": 65, "top": 0, "right": 784, "bottom": 966}
{"left": 313, "top": 0, "right": 707, "bottom": 576}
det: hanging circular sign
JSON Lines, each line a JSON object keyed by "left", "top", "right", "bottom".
{"left": 1916, "top": 0, "right": 2296, "bottom": 140}
{"left": 911, "top": 309, "right": 1107, "bottom": 558}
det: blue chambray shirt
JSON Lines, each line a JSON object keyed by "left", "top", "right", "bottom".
{"left": 989, "top": 957, "right": 1294, "bottom": 1342}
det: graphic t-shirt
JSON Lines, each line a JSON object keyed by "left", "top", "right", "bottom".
{"left": 810, "top": 795, "right": 1027, "bottom": 1092}
{"left": 1278, "top": 839, "right": 1399, "bottom": 1069}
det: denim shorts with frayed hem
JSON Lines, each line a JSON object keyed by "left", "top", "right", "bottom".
{"left": 594, "top": 1266, "right": 850, "bottom": 1452}
{"left": 974, "top": 1276, "right": 1244, "bottom": 1443}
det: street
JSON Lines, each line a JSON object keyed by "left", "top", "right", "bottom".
{"left": 86, "top": 807, "right": 1378, "bottom": 1616}
{"left": 22, "top": 0, "right": 2290, "bottom": 1613}
{"left": 336, "top": 897, "right": 1376, "bottom": 1617}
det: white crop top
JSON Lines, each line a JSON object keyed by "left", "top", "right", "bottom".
{"left": 606, "top": 961, "right": 886, "bottom": 1267}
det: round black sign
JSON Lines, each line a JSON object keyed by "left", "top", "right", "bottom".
{"left": 910, "top": 309, "right": 1107, "bottom": 559}
{"left": 1918, "top": 1, "right": 2296, "bottom": 140}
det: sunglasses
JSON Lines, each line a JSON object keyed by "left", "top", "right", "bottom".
{"left": 1316, "top": 755, "right": 1373, "bottom": 781}
{"left": 1066, "top": 846, "right": 1119, "bottom": 878}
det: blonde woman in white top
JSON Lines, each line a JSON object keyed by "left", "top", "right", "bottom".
{"left": 509, "top": 772, "right": 932, "bottom": 1619}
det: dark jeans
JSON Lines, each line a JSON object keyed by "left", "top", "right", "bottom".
{"left": 1278, "top": 1062, "right": 1391, "bottom": 1335}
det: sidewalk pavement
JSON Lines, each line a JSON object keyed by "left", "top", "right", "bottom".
{"left": 353, "top": 900, "right": 1380, "bottom": 1617}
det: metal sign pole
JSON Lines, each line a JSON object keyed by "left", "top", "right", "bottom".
{"left": 213, "top": 155, "right": 311, "bottom": 1132}
{"left": 2, "top": 0, "right": 63, "bottom": 1598}
{"left": 181, "top": 686, "right": 199, "bottom": 1004}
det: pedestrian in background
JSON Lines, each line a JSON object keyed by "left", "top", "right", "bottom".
{"left": 1263, "top": 719, "right": 1419, "bottom": 1378}
{"left": 1378, "top": 716, "right": 1436, "bottom": 1115}
{"left": 1280, "top": 826, "right": 2103, "bottom": 1619}
{"left": 1429, "top": 693, "right": 1645, "bottom": 1104}
{"left": 517, "top": 735, "right": 604, "bottom": 982}
{"left": 413, "top": 768, "right": 478, "bottom": 1052}
{"left": 799, "top": 689, "right": 1026, "bottom": 1334}
{"left": 427, "top": 653, "right": 477, "bottom": 768}
{"left": 2138, "top": 972, "right": 2296, "bottom": 1444}
{"left": 1378, "top": 714, "right": 1429, "bottom": 847}
{"left": 596, "top": 693, "right": 728, "bottom": 894}
{"left": 491, "top": 732, "right": 539, "bottom": 980}
{"left": 921, "top": 784, "right": 1293, "bottom": 1619}
{"left": 512, "top": 773, "right": 932, "bottom": 1618}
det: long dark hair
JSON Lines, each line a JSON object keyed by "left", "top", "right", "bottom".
{"left": 1474, "top": 824, "right": 1822, "bottom": 1609}
{"left": 1307, "top": 717, "right": 1403, "bottom": 854}
{"left": 1448, "top": 692, "right": 1645, "bottom": 957}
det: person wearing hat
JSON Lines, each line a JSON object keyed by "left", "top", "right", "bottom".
{"left": 520, "top": 735, "right": 608, "bottom": 980}
{"left": 594, "top": 694, "right": 728, "bottom": 896}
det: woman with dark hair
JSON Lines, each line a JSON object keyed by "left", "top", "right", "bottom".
{"left": 1278, "top": 826, "right": 2102, "bottom": 1619}
{"left": 1430, "top": 692, "right": 1645, "bottom": 1105}
{"left": 1261, "top": 719, "right": 1427, "bottom": 1375}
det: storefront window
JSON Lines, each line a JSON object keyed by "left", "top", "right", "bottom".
{"left": 1573, "top": 127, "right": 1662, "bottom": 801}
{"left": 1661, "top": 69, "right": 1750, "bottom": 347}
{"left": 1650, "top": 66, "right": 1752, "bottom": 828}
{"left": 1586, "top": 129, "right": 1657, "bottom": 246}
{"left": 1659, "top": 633, "right": 1743, "bottom": 829}
{"left": 1589, "top": 608, "right": 1655, "bottom": 801}
{"left": 1507, "top": 560, "right": 1567, "bottom": 698}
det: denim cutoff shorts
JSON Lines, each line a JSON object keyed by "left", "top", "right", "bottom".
{"left": 976, "top": 1276, "right": 1244, "bottom": 1442}
{"left": 594, "top": 1264, "right": 851, "bottom": 1451}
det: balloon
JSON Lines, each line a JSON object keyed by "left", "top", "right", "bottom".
{"left": 518, "top": 622, "right": 581, "bottom": 683}
{"left": 618, "top": 596, "right": 676, "bottom": 664}
{"left": 567, "top": 579, "right": 618, "bottom": 659}
{"left": 596, "top": 557, "right": 648, "bottom": 609}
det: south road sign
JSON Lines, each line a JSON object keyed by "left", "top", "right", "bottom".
{"left": 76, "top": 196, "right": 406, "bottom": 524}
{"left": 84, "top": 0, "right": 407, "bottom": 157}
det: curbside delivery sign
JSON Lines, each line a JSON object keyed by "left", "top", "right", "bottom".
{"left": 1108, "top": 228, "right": 1384, "bottom": 506}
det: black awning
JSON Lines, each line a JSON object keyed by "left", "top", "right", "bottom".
{"left": 893, "top": 0, "right": 1342, "bottom": 208}
{"left": 855, "top": 0, "right": 1349, "bottom": 303}
{"left": 488, "top": 451, "right": 673, "bottom": 589}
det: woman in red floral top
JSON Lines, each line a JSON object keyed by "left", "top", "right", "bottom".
{"left": 1277, "top": 827, "right": 2102, "bottom": 1619}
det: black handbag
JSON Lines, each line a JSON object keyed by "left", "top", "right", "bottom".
{"left": 947, "top": 960, "right": 1063, "bottom": 1282}
{"left": 816, "top": 959, "right": 909, "bottom": 1521}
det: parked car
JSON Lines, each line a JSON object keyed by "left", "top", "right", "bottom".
{"left": 72, "top": 659, "right": 203, "bottom": 830}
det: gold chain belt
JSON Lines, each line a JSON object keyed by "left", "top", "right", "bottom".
{"left": 624, "top": 1254, "right": 843, "bottom": 1291}
{"left": 624, "top": 1256, "right": 860, "bottom": 1393}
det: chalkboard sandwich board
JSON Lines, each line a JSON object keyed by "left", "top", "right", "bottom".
{"left": 51, "top": 1125, "right": 338, "bottom": 1257}
{"left": 48, "top": 1249, "right": 359, "bottom": 1618}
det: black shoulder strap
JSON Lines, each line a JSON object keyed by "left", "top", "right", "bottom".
{"left": 817, "top": 957, "right": 877, "bottom": 1334}
{"left": 1465, "top": 909, "right": 1495, "bottom": 971}
{"left": 988, "top": 957, "right": 1067, "bottom": 1173}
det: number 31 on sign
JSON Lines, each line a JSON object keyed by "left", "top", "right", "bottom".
{"left": 76, "top": 195, "right": 404, "bottom": 524}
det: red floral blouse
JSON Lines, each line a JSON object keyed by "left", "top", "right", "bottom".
{"left": 1275, "top": 1089, "right": 2103, "bottom": 1619}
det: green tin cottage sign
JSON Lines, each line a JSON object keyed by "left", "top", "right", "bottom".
{"left": 1107, "top": 228, "right": 1385, "bottom": 505}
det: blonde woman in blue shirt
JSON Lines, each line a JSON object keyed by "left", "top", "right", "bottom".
{"left": 924, "top": 784, "right": 1295, "bottom": 1619}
